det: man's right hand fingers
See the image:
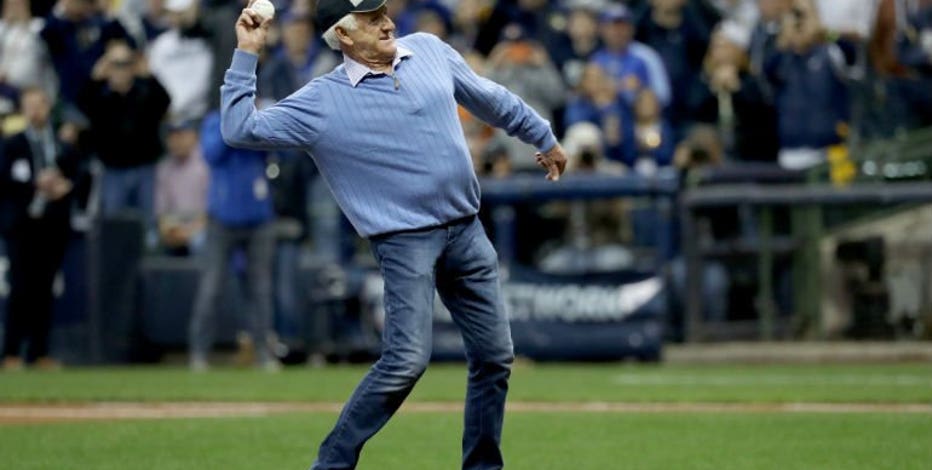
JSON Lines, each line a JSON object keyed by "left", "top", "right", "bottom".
{"left": 239, "top": 9, "right": 263, "bottom": 28}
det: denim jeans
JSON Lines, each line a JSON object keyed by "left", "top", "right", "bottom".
{"left": 100, "top": 164, "right": 155, "bottom": 218}
{"left": 311, "top": 215, "right": 514, "bottom": 470}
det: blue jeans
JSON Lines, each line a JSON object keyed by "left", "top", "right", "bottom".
{"left": 100, "top": 165, "right": 155, "bottom": 218}
{"left": 311, "top": 215, "right": 514, "bottom": 470}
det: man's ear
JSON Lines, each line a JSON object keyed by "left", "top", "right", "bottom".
{"left": 335, "top": 26, "right": 353, "bottom": 47}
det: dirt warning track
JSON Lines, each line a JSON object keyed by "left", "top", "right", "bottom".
{"left": 1, "top": 401, "right": 931, "bottom": 424}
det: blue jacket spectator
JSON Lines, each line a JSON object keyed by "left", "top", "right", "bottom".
{"left": 40, "top": 0, "right": 133, "bottom": 103}
{"left": 765, "top": 40, "right": 850, "bottom": 157}
{"left": 592, "top": 4, "right": 665, "bottom": 107}
{"left": 764, "top": 1, "right": 853, "bottom": 170}
{"left": 201, "top": 110, "right": 273, "bottom": 227}
{"left": 565, "top": 62, "right": 637, "bottom": 166}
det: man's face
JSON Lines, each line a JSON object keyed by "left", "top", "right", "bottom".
{"left": 650, "top": 0, "right": 686, "bottom": 13}
{"left": 106, "top": 44, "right": 137, "bottom": 90}
{"left": 567, "top": 9, "right": 598, "bottom": 42}
{"left": 21, "top": 90, "right": 51, "bottom": 128}
{"left": 282, "top": 19, "right": 312, "bottom": 53}
{"left": 600, "top": 20, "right": 633, "bottom": 51}
{"left": 166, "top": 128, "right": 198, "bottom": 160}
{"left": 343, "top": 6, "right": 397, "bottom": 62}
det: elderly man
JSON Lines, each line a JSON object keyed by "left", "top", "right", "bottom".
{"left": 223, "top": 0, "right": 566, "bottom": 468}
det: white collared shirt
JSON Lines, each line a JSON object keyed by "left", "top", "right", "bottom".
{"left": 343, "top": 45, "right": 414, "bottom": 87}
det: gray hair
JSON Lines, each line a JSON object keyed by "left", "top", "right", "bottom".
{"left": 322, "top": 14, "right": 359, "bottom": 51}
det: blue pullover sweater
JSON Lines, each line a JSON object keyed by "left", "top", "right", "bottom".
{"left": 220, "top": 32, "right": 556, "bottom": 237}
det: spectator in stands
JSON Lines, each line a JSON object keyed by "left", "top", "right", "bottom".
{"left": 706, "top": 0, "right": 759, "bottom": 29}
{"left": 76, "top": 40, "right": 170, "bottom": 217}
{"left": 155, "top": 120, "right": 208, "bottom": 256}
{"left": 0, "top": 0, "right": 58, "bottom": 101}
{"left": 765, "top": 0, "right": 852, "bottom": 170}
{"left": 258, "top": 13, "right": 339, "bottom": 102}
{"left": 188, "top": 110, "right": 277, "bottom": 372}
{"left": 40, "top": 0, "right": 133, "bottom": 104}
{"left": 485, "top": 23, "right": 565, "bottom": 171}
{"left": 411, "top": 3, "right": 451, "bottom": 39}
{"left": 473, "top": 0, "right": 570, "bottom": 57}
{"left": 592, "top": 4, "right": 651, "bottom": 106}
{"left": 450, "top": 0, "right": 492, "bottom": 51}
{"left": 555, "top": 1, "right": 602, "bottom": 88}
{"left": 749, "top": 0, "right": 790, "bottom": 79}
{"left": 635, "top": 0, "right": 711, "bottom": 131}
{"left": 0, "top": 87, "right": 87, "bottom": 371}
{"left": 393, "top": 0, "right": 451, "bottom": 38}
{"left": 670, "top": 124, "right": 730, "bottom": 323}
{"left": 117, "top": 0, "right": 170, "bottom": 49}
{"left": 562, "top": 122, "right": 621, "bottom": 175}
{"left": 147, "top": 0, "right": 213, "bottom": 121}
{"left": 565, "top": 62, "right": 637, "bottom": 166}
{"left": 689, "top": 21, "right": 780, "bottom": 162}
{"left": 632, "top": 88, "right": 675, "bottom": 174}
{"left": 593, "top": 3, "right": 672, "bottom": 109}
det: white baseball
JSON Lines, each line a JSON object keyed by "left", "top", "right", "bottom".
{"left": 250, "top": 0, "right": 275, "bottom": 20}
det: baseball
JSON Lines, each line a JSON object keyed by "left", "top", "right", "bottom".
{"left": 249, "top": 0, "right": 275, "bottom": 20}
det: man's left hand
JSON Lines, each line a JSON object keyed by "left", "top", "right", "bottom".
{"left": 536, "top": 144, "right": 567, "bottom": 181}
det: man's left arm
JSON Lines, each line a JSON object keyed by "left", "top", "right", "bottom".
{"left": 440, "top": 39, "right": 566, "bottom": 180}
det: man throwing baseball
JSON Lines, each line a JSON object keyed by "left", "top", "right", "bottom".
{"left": 222, "top": 1, "right": 566, "bottom": 468}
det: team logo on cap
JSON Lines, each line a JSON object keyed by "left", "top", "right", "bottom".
{"left": 349, "top": 0, "right": 363, "bottom": 6}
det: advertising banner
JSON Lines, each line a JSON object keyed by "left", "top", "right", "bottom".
{"left": 366, "top": 266, "right": 667, "bottom": 362}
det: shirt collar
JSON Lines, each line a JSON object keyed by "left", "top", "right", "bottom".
{"left": 343, "top": 45, "right": 414, "bottom": 87}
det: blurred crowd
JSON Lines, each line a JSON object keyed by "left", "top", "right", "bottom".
{"left": 1, "top": 0, "right": 932, "bottom": 368}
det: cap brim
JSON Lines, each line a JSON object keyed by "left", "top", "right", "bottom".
{"left": 350, "top": 0, "right": 387, "bottom": 13}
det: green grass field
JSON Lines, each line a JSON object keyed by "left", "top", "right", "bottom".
{"left": 2, "top": 363, "right": 931, "bottom": 469}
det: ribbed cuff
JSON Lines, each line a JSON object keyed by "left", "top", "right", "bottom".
{"left": 230, "top": 49, "right": 259, "bottom": 73}
{"left": 537, "top": 132, "right": 558, "bottom": 153}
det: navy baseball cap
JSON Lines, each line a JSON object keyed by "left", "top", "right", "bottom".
{"left": 315, "top": 0, "right": 388, "bottom": 33}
